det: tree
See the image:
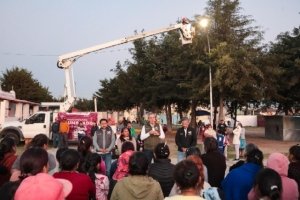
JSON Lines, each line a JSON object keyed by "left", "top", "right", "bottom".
{"left": 204, "top": 0, "right": 264, "bottom": 126}
{"left": 267, "top": 26, "right": 300, "bottom": 114}
{"left": 74, "top": 98, "right": 94, "bottom": 111}
{"left": 0, "top": 67, "right": 53, "bottom": 102}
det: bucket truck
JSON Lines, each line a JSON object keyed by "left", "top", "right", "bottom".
{"left": 0, "top": 19, "right": 194, "bottom": 144}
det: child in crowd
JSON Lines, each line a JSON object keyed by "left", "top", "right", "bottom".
{"left": 185, "top": 147, "right": 208, "bottom": 182}
{"left": 165, "top": 160, "right": 205, "bottom": 200}
{"left": 239, "top": 123, "right": 246, "bottom": 158}
{"left": 109, "top": 141, "right": 135, "bottom": 198}
{"left": 83, "top": 153, "right": 109, "bottom": 200}
{"left": 249, "top": 152, "right": 299, "bottom": 200}
{"left": 76, "top": 121, "right": 87, "bottom": 141}
{"left": 10, "top": 134, "right": 56, "bottom": 181}
{"left": 288, "top": 144, "right": 300, "bottom": 192}
{"left": 0, "top": 137, "right": 17, "bottom": 187}
{"left": 53, "top": 149, "right": 96, "bottom": 200}
{"left": 77, "top": 136, "right": 106, "bottom": 174}
{"left": 248, "top": 168, "right": 282, "bottom": 200}
{"left": 1, "top": 147, "right": 71, "bottom": 200}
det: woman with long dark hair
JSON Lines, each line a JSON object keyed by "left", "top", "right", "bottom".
{"left": 0, "top": 137, "right": 17, "bottom": 187}
{"left": 10, "top": 134, "right": 56, "bottom": 181}
{"left": 82, "top": 153, "right": 109, "bottom": 200}
{"left": 115, "top": 128, "right": 136, "bottom": 155}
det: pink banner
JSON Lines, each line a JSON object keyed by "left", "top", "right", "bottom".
{"left": 58, "top": 112, "right": 97, "bottom": 140}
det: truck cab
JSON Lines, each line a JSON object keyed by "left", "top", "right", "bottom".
{"left": 0, "top": 111, "right": 53, "bottom": 144}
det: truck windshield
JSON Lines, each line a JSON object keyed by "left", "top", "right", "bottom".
{"left": 28, "top": 113, "right": 45, "bottom": 123}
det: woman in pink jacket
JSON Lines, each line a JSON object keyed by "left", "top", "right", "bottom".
{"left": 248, "top": 152, "right": 299, "bottom": 200}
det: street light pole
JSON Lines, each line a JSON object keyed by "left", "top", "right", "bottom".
{"left": 207, "top": 34, "right": 213, "bottom": 126}
{"left": 200, "top": 18, "right": 213, "bottom": 125}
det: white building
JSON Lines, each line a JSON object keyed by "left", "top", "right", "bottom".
{"left": 0, "top": 88, "right": 39, "bottom": 125}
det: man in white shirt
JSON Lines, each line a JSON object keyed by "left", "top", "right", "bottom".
{"left": 140, "top": 113, "right": 165, "bottom": 163}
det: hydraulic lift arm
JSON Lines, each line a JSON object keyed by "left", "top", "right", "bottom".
{"left": 56, "top": 20, "right": 195, "bottom": 112}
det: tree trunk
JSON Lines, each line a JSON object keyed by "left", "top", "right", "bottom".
{"left": 190, "top": 100, "right": 197, "bottom": 128}
{"left": 233, "top": 101, "right": 238, "bottom": 129}
{"left": 213, "top": 106, "right": 218, "bottom": 130}
{"left": 138, "top": 103, "right": 145, "bottom": 125}
{"left": 219, "top": 94, "right": 224, "bottom": 120}
{"left": 165, "top": 104, "right": 172, "bottom": 133}
{"left": 244, "top": 104, "right": 248, "bottom": 115}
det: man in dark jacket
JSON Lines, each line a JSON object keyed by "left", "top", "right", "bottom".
{"left": 93, "top": 118, "right": 115, "bottom": 177}
{"left": 175, "top": 117, "right": 197, "bottom": 163}
{"left": 51, "top": 118, "right": 60, "bottom": 148}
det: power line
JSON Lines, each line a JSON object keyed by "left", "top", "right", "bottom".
{"left": 1, "top": 47, "right": 131, "bottom": 57}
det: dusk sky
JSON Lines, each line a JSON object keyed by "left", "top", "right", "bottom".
{"left": 0, "top": 0, "right": 299, "bottom": 99}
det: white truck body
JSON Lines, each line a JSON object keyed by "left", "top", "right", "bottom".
{"left": 0, "top": 111, "right": 54, "bottom": 144}
{"left": 0, "top": 111, "right": 97, "bottom": 144}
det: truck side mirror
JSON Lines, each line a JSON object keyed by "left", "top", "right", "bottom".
{"left": 25, "top": 119, "right": 31, "bottom": 124}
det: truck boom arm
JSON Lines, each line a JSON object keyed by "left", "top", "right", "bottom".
{"left": 56, "top": 20, "right": 194, "bottom": 112}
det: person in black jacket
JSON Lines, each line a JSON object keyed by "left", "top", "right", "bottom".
{"left": 201, "top": 137, "right": 226, "bottom": 187}
{"left": 175, "top": 117, "right": 197, "bottom": 163}
{"left": 148, "top": 143, "right": 175, "bottom": 197}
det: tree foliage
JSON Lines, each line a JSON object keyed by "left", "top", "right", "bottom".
{"left": 74, "top": 98, "right": 94, "bottom": 111}
{"left": 204, "top": 0, "right": 264, "bottom": 125}
{"left": 267, "top": 26, "right": 300, "bottom": 114}
{"left": 0, "top": 66, "right": 53, "bottom": 102}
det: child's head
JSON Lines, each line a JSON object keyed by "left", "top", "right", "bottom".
{"left": 59, "top": 149, "right": 80, "bottom": 171}
{"left": 244, "top": 143, "right": 258, "bottom": 157}
{"left": 27, "top": 134, "right": 48, "bottom": 149}
{"left": 20, "top": 147, "right": 48, "bottom": 179}
{"left": 121, "top": 141, "right": 134, "bottom": 154}
{"left": 129, "top": 152, "right": 149, "bottom": 175}
{"left": 254, "top": 168, "right": 282, "bottom": 200}
{"left": 186, "top": 146, "right": 201, "bottom": 158}
{"left": 186, "top": 155, "right": 205, "bottom": 189}
{"left": 84, "top": 153, "right": 102, "bottom": 172}
{"left": 288, "top": 144, "right": 300, "bottom": 162}
{"left": 204, "top": 137, "right": 218, "bottom": 153}
{"left": 246, "top": 148, "right": 263, "bottom": 167}
{"left": 173, "top": 160, "right": 201, "bottom": 191}
{"left": 154, "top": 143, "right": 170, "bottom": 159}
{"left": 0, "top": 137, "right": 16, "bottom": 160}
{"left": 77, "top": 136, "right": 92, "bottom": 154}
{"left": 56, "top": 147, "right": 68, "bottom": 163}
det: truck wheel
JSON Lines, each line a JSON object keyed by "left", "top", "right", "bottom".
{"left": 5, "top": 131, "right": 20, "bottom": 145}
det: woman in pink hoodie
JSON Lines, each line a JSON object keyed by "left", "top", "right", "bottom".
{"left": 248, "top": 152, "right": 299, "bottom": 200}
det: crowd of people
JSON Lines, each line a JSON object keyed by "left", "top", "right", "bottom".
{"left": 0, "top": 113, "right": 299, "bottom": 200}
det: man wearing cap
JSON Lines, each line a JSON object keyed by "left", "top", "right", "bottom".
{"left": 175, "top": 117, "right": 197, "bottom": 163}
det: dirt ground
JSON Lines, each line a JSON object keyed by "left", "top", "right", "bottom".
{"left": 165, "top": 126, "right": 299, "bottom": 164}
